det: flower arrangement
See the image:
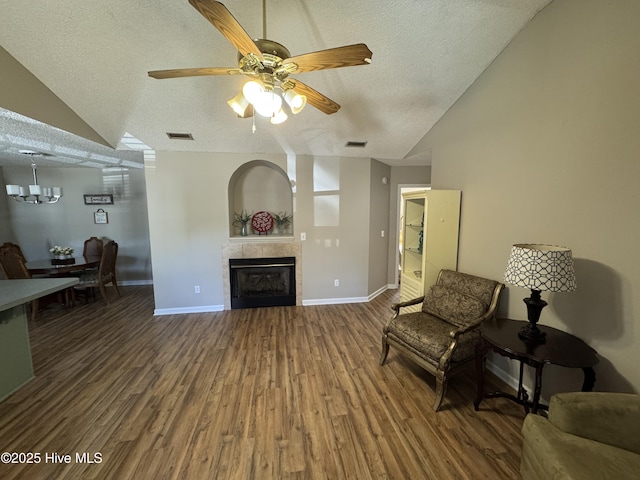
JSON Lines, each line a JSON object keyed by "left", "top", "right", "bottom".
{"left": 272, "top": 211, "right": 293, "bottom": 227}
{"left": 50, "top": 245, "right": 74, "bottom": 256}
{"left": 232, "top": 210, "right": 253, "bottom": 226}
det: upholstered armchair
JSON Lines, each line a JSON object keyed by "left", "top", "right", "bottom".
{"left": 380, "top": 269, "right": 504, "bottom": 411}
{"left": 521, "top": 392, "right": 640, "bottom": 479}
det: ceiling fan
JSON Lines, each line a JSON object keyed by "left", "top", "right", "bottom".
{"left": 148, "top": 0, "right": 372, "bottom": 122}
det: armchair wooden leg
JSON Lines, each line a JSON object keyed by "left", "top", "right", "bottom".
{"left": 434, "top": 370, "right": 448, "bottom": 412}
{"left": 379, "top": 338, "right": 390, "bottom": 366}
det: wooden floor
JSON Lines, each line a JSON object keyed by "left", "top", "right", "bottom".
{"left": 0, "top": 286, "right": 526, "bottom": 479}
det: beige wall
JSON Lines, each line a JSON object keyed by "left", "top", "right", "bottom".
{"left": 145, "top": 152, "right": 385, "bottom": 311}
{"left": 0, "top": 169, "right": 17, "bottom": 244}
{"left": 420, "top": 0, "right": 640, "bottom": 394}
{"left": 368, "top": 159, "right": 391, "bottom": 295}
{"left": 1, "top": 166, "right": 152, "bottom": 283}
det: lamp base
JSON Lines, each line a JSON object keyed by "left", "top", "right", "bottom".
{"left": 520, "top": 290, "right": 548, "bottom": 344}
{"left": 518, "top": 322, "right": 547, "bottom": 344}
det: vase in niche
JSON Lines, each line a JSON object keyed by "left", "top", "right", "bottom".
{"left": 241, "top": 224, "right": 249, "bottom": 236}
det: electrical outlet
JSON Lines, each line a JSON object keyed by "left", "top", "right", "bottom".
{"left": 334, "top": 279, "right": 339, "bottom": 287}
{"left": 381, "top": 230, "right": 385, "bottom": 237}
{"left": 300, "top": 232, "right": 306, "bottom": 241}
{"left": 194, "top": 285, "right": 200, "bottom": 294}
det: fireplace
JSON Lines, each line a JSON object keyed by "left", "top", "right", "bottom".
{"left": 229, "top": 256, "right": 296, "bottom": 309}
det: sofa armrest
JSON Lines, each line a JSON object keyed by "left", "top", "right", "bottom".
{"left": 548, "top": 392, "right": 640, "bottom": 454}
{"left": 521, "top": 413, "right": 640, "bottom": 480}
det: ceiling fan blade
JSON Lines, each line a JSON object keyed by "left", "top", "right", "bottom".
{"left": 148, "top": 67, "right": 243, "bottom": 79}
{"left": 189, "top": 0, "right": 264, "bottom": 60}
{"left": 287, "top": 79, "right": 340, "bottom": 115}
{"left": 283, "top": 44, "right": 372, "bottom": 73}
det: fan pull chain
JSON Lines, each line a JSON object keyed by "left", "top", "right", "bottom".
{"left": 252, "top": 115, "right": 256, "bottom": 134}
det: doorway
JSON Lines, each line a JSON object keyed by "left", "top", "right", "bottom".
{"left": 394, "top": 185, "right": 430, "bottom": 287}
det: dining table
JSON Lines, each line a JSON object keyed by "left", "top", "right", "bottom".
{"left": 26, "top": 255, "right": 101, "bottom": 276}
{"left": 25, "top": 255, "right": 101, "bottom": 307}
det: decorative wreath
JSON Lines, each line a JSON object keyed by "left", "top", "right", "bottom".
{"left": 251, "top": 211, "right": 274, "bottom": 233}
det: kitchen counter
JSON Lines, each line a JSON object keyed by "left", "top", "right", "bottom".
{"left": 0, "top": 278, "right": 79, "bottom": 401}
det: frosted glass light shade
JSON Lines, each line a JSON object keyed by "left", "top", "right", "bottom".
{"left": 6, "top": 185, "right": 20, "bottom": 196}
{"left": 242, "top": 81, "right": 264, "bottom": 104}
{"left": 284, "top": 89, "right": 307, "bottom": 114}
{"left": 270, "top": 108, "right": 288, "bottom": 125}
{"left": 253, "top": 91, "right": 282, "bottom": 118}
{"left": 227, "top": 92, "right": 251, "bottom": 117}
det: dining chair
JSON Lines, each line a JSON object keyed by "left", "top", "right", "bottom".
{"left": 0, "top": 242, "right": 27, "bottom": 264}
{"left": 73, "top": 240, "right": 121, "bottom": 305}
{"left": 83, "top": 236, "right": 103, "bottom": 257}
{"left": 0, "top": 248, "right": 39, "bottom": 321}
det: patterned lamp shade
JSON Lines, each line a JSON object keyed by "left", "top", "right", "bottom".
{"left": 504, "top": 244, "right": 576, "bottom": 292}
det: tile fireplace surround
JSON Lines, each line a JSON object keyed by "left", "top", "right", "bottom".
{"left": 222, "top": 242, "right": 302, "bottom": 310}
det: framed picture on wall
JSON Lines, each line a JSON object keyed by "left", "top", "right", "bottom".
{"left": 84, "top": 194, "right": 113, "bottom": 205}
{"left": 94, "top": 209, "right": 108, "bottom": 224}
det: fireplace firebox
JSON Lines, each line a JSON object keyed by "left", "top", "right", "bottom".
{"left": 229, "top": 257, "right": 296, "bottom": 309}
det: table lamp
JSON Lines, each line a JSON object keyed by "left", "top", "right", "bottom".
{"left": 504, "top": 244, "right": 576, "bottom": 343}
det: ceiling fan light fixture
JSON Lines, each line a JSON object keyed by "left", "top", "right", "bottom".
{"left": 227, "top": 92, "right": 252, "bottom": 117}
{"left": 283, "top": 89, "right": 307, "bottom": 114}
{"left": 242, "top": 80, "right": 265, "bottom": 104}
{"left": 253, "top": 90, "right": 282, "bottom": 118}
{"left": 149, "top": 1, "right": 372, "bottom": 123}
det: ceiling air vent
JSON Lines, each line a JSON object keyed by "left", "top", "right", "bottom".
{"left": 18, "top": 149, "right": 53, "bottom": 157}
{"left": 166, "top": 132, "right": 194, "bottom": 140}
{"left": 345, "top": 141, "right": 367, "bottom": 148}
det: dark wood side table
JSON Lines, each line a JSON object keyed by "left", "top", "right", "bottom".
{"left": 474, "top": 318, "right": 598, "bottom": 414}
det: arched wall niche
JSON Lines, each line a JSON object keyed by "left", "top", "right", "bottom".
{"left": 228, "top": 159, "right": 293, "bottom": 237}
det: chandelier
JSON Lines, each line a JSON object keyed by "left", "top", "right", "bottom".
{"left": 5, "top": 153, "right": 63, "bottom": 204}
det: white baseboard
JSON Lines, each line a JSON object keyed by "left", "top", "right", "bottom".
{"left": 154, "top": 304, "right": 224, "bottom": 316}
{"left": 368, "top": 285, "right": 388, "bottom": 301}
{"left": 151, "top": 285, "right": 391, "bottom": 313}
{"left": 303, "top": 285, "right": 389, "bottom": 306}
{"left": 303, "top": 296, "right": 369, "bottom": 306}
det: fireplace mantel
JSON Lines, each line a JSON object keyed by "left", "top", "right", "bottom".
{"left": 222, "top": 242, "right": 302, "bottom": 310}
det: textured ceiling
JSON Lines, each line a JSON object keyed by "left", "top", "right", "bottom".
{"left": 0, "top": 0, "right": 552, "bottom": 168}
{"left": 0, "top": 108, "right": 144, "bottom": 168}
